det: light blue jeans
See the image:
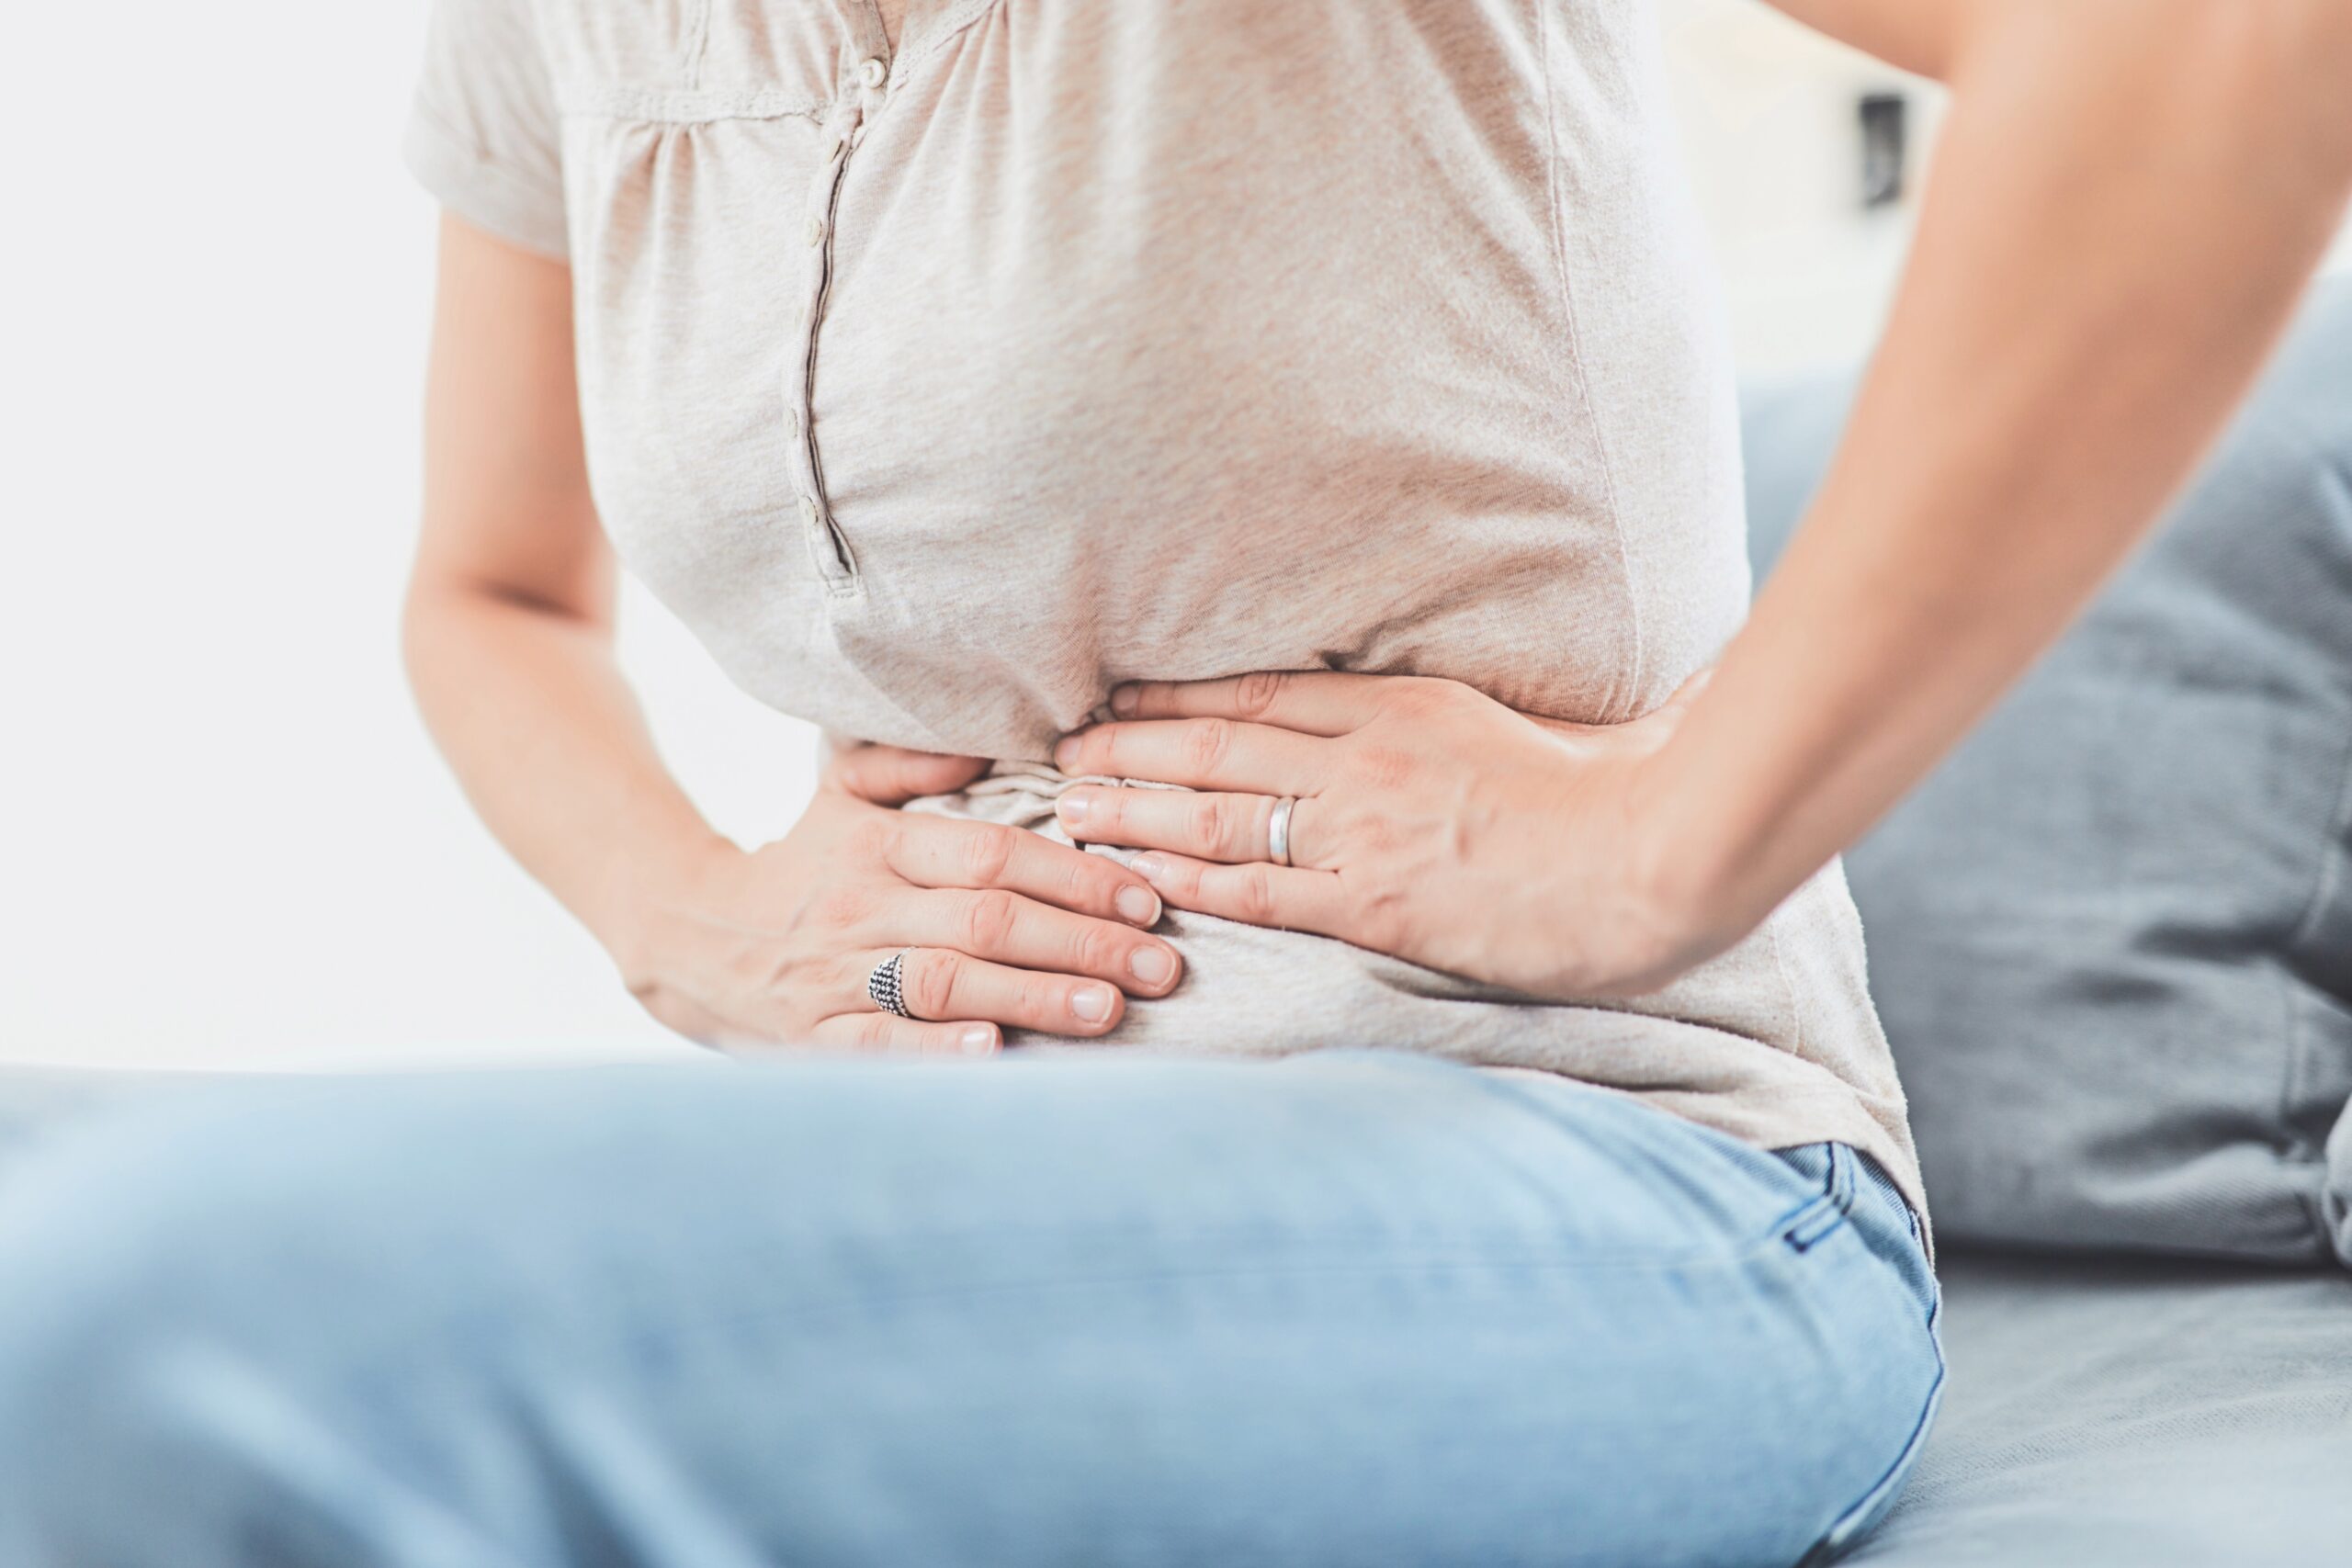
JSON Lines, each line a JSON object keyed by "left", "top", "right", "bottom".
{"left": 0, "top": 1048, "right": 1942, "bottom": 1567}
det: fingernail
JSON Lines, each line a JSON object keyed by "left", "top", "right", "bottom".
{"left": 959, "top": 1025, "right": 997, "bottom": 1055}
{"left": 1110, "top": 684, "right": 1139, "bottom": 717}
{"left": 1132, "top": 852, "right": 1168, "bottom": 885}
{"left": 1053, "top": 736, "right": 1081, "bottom": 771}
{"left": 1057, "top": 791, "right": 1091, "bottom": 827}
{"left": 1070, "top": 985, "right": 1114, "bottom": 1022}
{"left": 1128, "top": 944, "right": 1174, "bottom": 986}
{"left": 1114, "top": 882, "right": 1160, "bottom": 926}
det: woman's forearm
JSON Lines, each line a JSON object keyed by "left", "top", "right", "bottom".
{"left": 401, "top": 580, "right": 734, "bottom": 968}
{"left": 1645, "top": 1, "right": 2352, "bottom": 945}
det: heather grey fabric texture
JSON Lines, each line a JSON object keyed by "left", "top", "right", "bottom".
{"left": 402, "top": 0, "right": 1928, "bottom": 1224}
{"left": 1744, "top": 276, "right": 2352, "bottom": 1266}
{"left": 1851, "top": 1251, "right": 2352, "bottom": 1567}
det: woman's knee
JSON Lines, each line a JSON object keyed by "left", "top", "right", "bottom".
{"left": 0, "top": 1099, "right": 483, "bottom": 1566}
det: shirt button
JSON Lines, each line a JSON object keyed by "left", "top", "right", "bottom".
{"left": 783, "top": 406, "right": 801, "bottom": 438}
{"left": 799, "top": 495, "right": 821, "bottom": 526}
{"left": 805, "top": 215, "right": 827, "bottom": 247}
{"left": 858, "top": 56, "right": 888, "bottom": 89}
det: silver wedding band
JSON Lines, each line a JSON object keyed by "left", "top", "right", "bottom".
{"left": 1267, "top": 795, "right": 1297, "bottom": 867}
{"left": 866, "top": 949, "right": 912, "bottom": 1018}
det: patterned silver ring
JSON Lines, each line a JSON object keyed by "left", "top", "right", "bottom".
{"left": 1267, "top": 795, "right": 1297, "bottom": 867}
{"left": 866, "top": 949, "right": 912, "bottom": 1018}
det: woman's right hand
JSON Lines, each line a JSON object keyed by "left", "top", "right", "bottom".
{"left": 613, "top": 744, "right": 1183, "bottom": 1055}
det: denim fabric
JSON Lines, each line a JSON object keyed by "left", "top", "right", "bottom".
{"left": 0, "top": 1049, "right": 1941, "bottom": 1567}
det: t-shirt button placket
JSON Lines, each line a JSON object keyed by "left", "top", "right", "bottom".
{"left": 792, "top": 93, "right": 869, "bottom": 592}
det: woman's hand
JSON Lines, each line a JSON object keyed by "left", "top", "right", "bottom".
{"left": 1050, "top": 671, "right": 1726, "bottom": 1000}
{"left": 614, "top": 742, "right": 1182, "bottom": 1054}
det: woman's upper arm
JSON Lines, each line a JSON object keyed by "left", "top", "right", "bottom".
{"left": 1762, "top": 0, "right": 2352, "bottom": 86}
{"left": 1753, "top": 0, "right": 1969, "bottom": 79}
{"left": 412, "top": 210, "right": 613, "bottom": 628}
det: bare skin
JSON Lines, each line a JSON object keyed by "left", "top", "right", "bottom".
{"left": 405, "top": 0, "right": 2352, "bottom": 1049}
{"left": 1040, "top": 0, "right": 2352, "bottom": 996}
{"left": 402, "top": 221, "right": 1181, "bottom": 1055}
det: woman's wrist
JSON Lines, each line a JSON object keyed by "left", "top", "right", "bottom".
{"left": 584, "top": 821, "right": 747, "bottom": 993}
{"left": 1620, "top": 741, "right": 1793, "bottom": 981}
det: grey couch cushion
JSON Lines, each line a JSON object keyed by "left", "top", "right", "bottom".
{"left": 1853, "top": 1252, "right": 2352, "bottom": 1567}
{"left": 1742, "top": 277, "right": 2352, "bottom": 1265}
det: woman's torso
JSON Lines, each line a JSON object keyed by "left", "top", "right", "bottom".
{"left": 531, "top": 0, "right": 1924, "bottom": 1220}
{"left": 550, "top": 0, "right": 1747, "bottom": 752}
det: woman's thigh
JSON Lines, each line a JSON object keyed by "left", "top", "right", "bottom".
{"left": 0, "top": 1048, "right": 1941, "bottom": 1568}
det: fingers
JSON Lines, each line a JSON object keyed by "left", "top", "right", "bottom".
{"left": 825, "top": 741, "right": 993, "bottom": 806}
{"left": 1128, "top": 852, "right": 1351, "bottom": 940}
{"left": 898, "top": 887, "right": 1183, "bottom": 996}
{"left": 804, "top": 1011, "right": 1003, "bottom": 1057}
{"left": 1056, "top": 785, "right": 1311, "bottom": 868}
{"left": 884, "top": 947, "right": 1128, "bottom": 1036}
{"left": 888, "top": 816, "right": 1164, "bottom": 929}
{"left": 1106, "top": 670, "right": 1393, "bottom": 735}
{"left": 1051, "top": 716, "right": 1330, "bottom": 796}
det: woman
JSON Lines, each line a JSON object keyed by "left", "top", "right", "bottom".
{"left": 0, "top": 2, "right": 2345, "bottom": 1563}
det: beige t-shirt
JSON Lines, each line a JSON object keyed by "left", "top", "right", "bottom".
{"left": 404, "top": 0, "right": 1928, "bottom": 1233}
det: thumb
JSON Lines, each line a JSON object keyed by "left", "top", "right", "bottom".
{"left": 1655, "top": 665, "right": 1714, "bottom": 717}
{"left": 824, "top": 742, "right": 993, "bottom": 806}
{"left": 1622, "top": 666, "right": 1715, "bottom": 740}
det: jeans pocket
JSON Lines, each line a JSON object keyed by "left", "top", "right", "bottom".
{"left": 1775, "top": 1143, "right": 1857, "bottom": 1254}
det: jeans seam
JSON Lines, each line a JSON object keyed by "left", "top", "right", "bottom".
{"left": 1797, "top": 1302, "right": 1948, "bottom": 1565}
{"left": 1792, "top": 1152, "right": 1946, "bottom": 1564}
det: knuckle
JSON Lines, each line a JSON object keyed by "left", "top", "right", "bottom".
{"left": 1182, "top": 717, "right": 1235, "bottom": 773}
{"left": 1187, "top": 794, "right": 1230, "bottom": 851}
{"left": 1235, "top": 864, "right": 1279, "bottom": 924}
{"left": 957, "top": 825, "right": 1017, "bottom": 886}
{"left": 1234, "top": 670, "right": 1288, "bottom": 718}
{"left": 1021, "top": 975, "right": 1065, "bottom": 1021}
{"left": 845, "top": 815, "right": 901, "bottom": 864}
{"left": 1069, "top": 919, "right": 1121, "bottom": 976}
{"left": 910, "top": 951, "right": 961, "bottom": 1018}
{"left": 1351, "top": 742, "right": 1419, "bottom": 792}
{"left": 1052, "top": 841, "right": 1105, "bottom": 899}
{"left": 1145, "top": 852, "right": 1195, "bottom": 899}
{"left": 959, "top": 888, "right": 1022, "bottom": 953}
{"left": 854, "top": 1013, "right": 898, "bottom": 1051}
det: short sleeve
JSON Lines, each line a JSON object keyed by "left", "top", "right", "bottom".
{"left": 401, "top": 0, "right": 569, "bottom": 260}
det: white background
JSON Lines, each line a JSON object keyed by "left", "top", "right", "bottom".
{"left": 3, "top": 3, "right": 2346, "bottom": 1071}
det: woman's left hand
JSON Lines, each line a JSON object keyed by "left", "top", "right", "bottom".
{"left": 1050, "top": 671, "right": 1723, "bottom": 1001}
